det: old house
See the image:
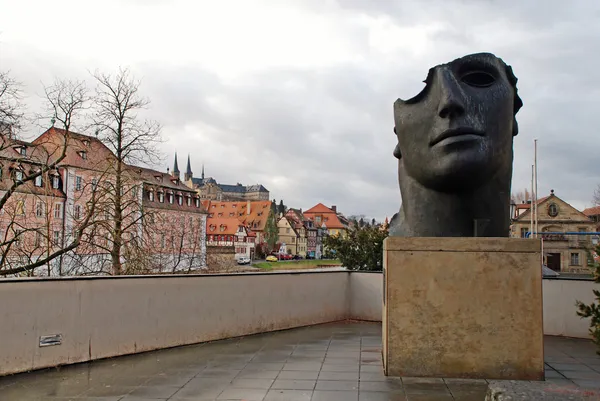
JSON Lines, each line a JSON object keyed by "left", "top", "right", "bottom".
{"left": 303, "top": 203, "right": 348, "bottom": 238}
{"left": 511, "top": 190, "right": 595, "bottom": 273}
{"left": 202, "top": 200, "right": 272, "bottom": 243}
{"left": 277, "top": 216, "right": 298, "bottom": 255}
{"left": 0, "top": 127, "right": 208, "bottom": 276}
{"left": 206, "top": 217, "right": 254, "bottom": 260}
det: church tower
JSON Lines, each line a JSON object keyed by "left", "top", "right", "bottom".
{"left": 184, "top": 154, "right": 193, "bottom": 182}
{"left": 172, "top": 152, "right": 180, "bottom": 179}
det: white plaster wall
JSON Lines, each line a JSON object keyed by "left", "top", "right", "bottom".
{"left": 0, "top": 272, "right": 349, "bottom": 376}
{"left": 543, "top": 279, "right": 598, "bottom": 339}
{"left": 349, "top": 272, "right": 383, "bottom": 321}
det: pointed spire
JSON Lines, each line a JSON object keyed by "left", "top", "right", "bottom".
{"left": 186, "top": 154, "right": 192, "bottom": 175}
{"left": 184, "top": 154, "right": 193, "bottom": 181}
{"left": 201, "top": 163, "right": 205, "bottom": 180}
{"left": 172, "top": 152, "right": 180, "bottom": 179}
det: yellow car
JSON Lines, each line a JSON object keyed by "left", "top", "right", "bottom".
{"left": 266, "top": 255, "right": 278, "bottom": 262}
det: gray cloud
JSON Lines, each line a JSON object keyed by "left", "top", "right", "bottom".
{"left": 3, "top": 0, "right": 600, "bottom": 220}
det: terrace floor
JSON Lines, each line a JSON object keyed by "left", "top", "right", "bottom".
{"left": 0, "top": 322, "right": 599, "bottom": 401}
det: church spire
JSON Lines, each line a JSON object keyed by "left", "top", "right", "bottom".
{"left": 172, "top": 152, "right": 180, "bottom": 179}
{"left": 184, "top": 154, "right": 193, "bottom": 182}
{"left": 201, "top": 163, "right": 205, "bottom": 180}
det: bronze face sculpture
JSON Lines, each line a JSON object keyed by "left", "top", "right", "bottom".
{"left": 388, "top": 53, "right": 523, "bottom": 237}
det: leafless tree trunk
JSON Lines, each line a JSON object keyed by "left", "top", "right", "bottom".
{"left": 0, "top": 71, "right": 24, "bottom": 134}
{"left": 91, "top": 68, "right": 162, "bottom": 275}
{"left": 512, "top": 188, "right": 531, "bottom": 204}
{"left": 0, "top": 76, "right": 95, "bottom": 276}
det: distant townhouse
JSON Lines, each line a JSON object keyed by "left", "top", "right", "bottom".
{"left": 206, "top": 217, "right": 254, "bottom": 260}
{"left": 511, "top": 190, "right": 595, "bottom": 273}
{"left": 304, "top": 203, "right": 349, "bottom": 238}
{"left": 202, "top": 199, "right": 272, "bottom": 244}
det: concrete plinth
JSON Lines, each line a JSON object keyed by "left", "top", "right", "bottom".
{"left": 382, "top": 237, "right": 544, "bottom": 380}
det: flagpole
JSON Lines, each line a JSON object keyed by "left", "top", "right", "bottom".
{"left": 534, "top": 139, "right": 538, "bottom": 238}
{"left": 530, "top": 164, "right": 534, "bottom": 238}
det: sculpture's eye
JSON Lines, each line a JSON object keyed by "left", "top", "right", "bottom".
{"left": 461, "top": 70, "right": 496, "bottom": 88}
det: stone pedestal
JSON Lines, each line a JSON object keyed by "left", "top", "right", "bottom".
{"left": 382, "top": 237, "right": 544, "bottom": 380}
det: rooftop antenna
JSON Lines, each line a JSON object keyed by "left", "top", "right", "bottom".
{"left": 50, "top": 116, "right": 56, "bottom": 127}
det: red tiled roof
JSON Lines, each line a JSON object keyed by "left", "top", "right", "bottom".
{"left": 204, "top": 200, "right": 272, "bottom": 232}
{"left": 304, "top": 203, "right": 334, "bottom": 214}
{"left": 206, "top": 217, "right": 244, "bottom": 236}
{"left": 303, "top": 203, "right": 346, "bottom": 229}
{"left": 583, "top": 206, "right": 600, "bottom": 216}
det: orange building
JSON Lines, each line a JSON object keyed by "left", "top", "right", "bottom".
{"left": 202, "top": 200, "right": 272, "bottom": 243}
{"left": 303, "top": 203, "right": 348, "bottom": 238}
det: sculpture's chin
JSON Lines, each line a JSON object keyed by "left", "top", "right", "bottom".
{"left": 413, "top": 157, "right": 499, "bottom": 193}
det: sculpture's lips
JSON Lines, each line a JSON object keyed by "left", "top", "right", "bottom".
{"left": 430, "top": 128, "right": 485, "bottom": 146}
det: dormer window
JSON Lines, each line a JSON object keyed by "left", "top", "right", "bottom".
{"left": 158, "top": 191, "right": 164, "bottom": 203}
{"left": 195, "top": 198, "right": 200, "bottom": 208}
{"left": 82, "top": 140, "right": 90, "bottom": 147}
{"left": 15, "top": 170, "right": 23, "bottom": 181}
{"left": 148, "top": 191, "right": 155, "bottom": 201}
{"left": 209, "top": 224, "right": 216, "bottom": 232}
{"left": 168, "top": 193, "right": 173, "bottom": 204}
{"left": 154, "top": 175, "right": 162, "bottom": 182}
{"left": 78, "top": 151, "right": 87, "bottom": 160}
{"left": 177, "top": 195, "right": 182, "bottom": 206}
{"left": 14, "top": 146, "right": 26, "bottom": 156}
{"left": 52, "top": 175, "right": 60, "bottom": 189}
{"left": 220, "top": 225, "right": 226, "bottom": 232}
{"left": 34, "top": 175, "right": 42, "bottom": 187}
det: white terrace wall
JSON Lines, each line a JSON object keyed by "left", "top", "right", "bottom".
{"left": 0, "top": 271, "right": 596, "bottom": 377}
{"left": 542, "top": 278, "right": 598, "bottom": 338}
{"left": 0, "top": 272, "right": 349, "bottom": 376}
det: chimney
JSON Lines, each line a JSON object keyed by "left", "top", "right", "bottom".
{"left": 247, "top": 199, "right": 251, "bottom": 215}
{"left": 331, "top": 205, "right": 337, "bottom": 213}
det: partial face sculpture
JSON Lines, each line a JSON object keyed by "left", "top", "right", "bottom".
{"left": 393, "top": 53, "right": 522, "bottom": 192}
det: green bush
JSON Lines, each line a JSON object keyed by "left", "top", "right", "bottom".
{"left": 323, "top": 225, "right": 388, "bottom": 271}
{"left": 576, "top": 243, "right": 600, "bottom": 355}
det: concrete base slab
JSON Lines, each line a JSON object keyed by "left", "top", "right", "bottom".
{"left": 383, "top": 237, "right": 544, "bottom": 380}
{"left": 486, "top": 380, "right": 600, "bottom": 400}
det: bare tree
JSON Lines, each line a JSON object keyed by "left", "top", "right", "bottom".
{"left": 0, "top": 71, "right": 24, "bottom": 134}
{"left": 592, "top": 184, "right": 600, "bottom": 207}
{"left": 91, "top": 68, "right": 162, "bottom": 275}
{"left": 512, "top": 188, "right": 531, "bottom": 204}
{"left": 0, "top": 77, "right": 94, "bottom": 276}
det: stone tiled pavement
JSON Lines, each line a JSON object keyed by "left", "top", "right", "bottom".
{"left": 0, "top": 321, "right": 599, "bottom": 401}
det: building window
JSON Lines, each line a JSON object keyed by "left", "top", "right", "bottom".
{"left": 52, "top": 176, "right": 60, "bottom": 189}
{"left": 18, "top": 146, "right": 26, "bottom": 156}
{"left": 15, "top": 170, "right": 23, "bottom": 181}
{"left": 195, "top": 198, "right": 200, "bottom": 207}
{"left": 286, "top": 228, "right": 290, "bottom": 234}
{"left": 315, "top": 216, "right": 321, "bottom": 223}
{"left": 177, "top": 195, "right": 182, "bottom": 206}
{"left": 74, "top": 204, "right": 81, "bottom": 219}
{"left": 36, "top": 202, "right": 44, "bottom": 217}
{"left": 53, "top": 230, "right": 60, "bottom": 246}
{"left": 571, "top": 253, "right": 580, "bottom": 266}
{"left": 75, "top": 176, "right": 82, "bottom": 191}
{"left": 16, "top": 200, "right": 25, "bottom": 215}
{"left": 91, "top": 178, "right": 98, "bottom": 190}
{"left": 148, "top": 191, "right": 154, "bottom": 201}
{"left": 54, "top": 203, "right": 63, "bottom": 219}
{"left": 161, "top": 234, "right": 165, "bottom": 248}
{"left": 79, "top": 151, "right": 87, "bottom": 160}
{"left": 520, "top": 228, "right": 529, "bottom": 238}
{"left": 186, "top": 196, "right": 191, "bottom": 206}
{"left": 158, "top": 192, "right": 164, "bottom": 203}
{"left": 548, "top": 203, "right": 559, "bottom": 217}
{"left": 168, "top": 194, "right": 173, "bottom": 204}
{"left": 34, "top": 231, "right": 42, "bottom": 247}
{"left": 34, "top": 175, "right": 42, "bottom": 187}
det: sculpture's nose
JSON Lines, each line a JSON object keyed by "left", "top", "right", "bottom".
{"left": 436, "top": 69, "right": 466, "bottom": 119}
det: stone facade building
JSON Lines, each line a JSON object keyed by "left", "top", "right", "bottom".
{"left": 178, "top": 155, "right": 269, "bottom": 201}
{"left": 510, "top": 190, "right": 595, "bottom": 273}
{"left": 0, "top": 128, "right": 208, "bottom": 276}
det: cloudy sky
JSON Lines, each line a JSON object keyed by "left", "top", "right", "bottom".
{"left": 1, "top": 0, "right": 598, "bottom": 220}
